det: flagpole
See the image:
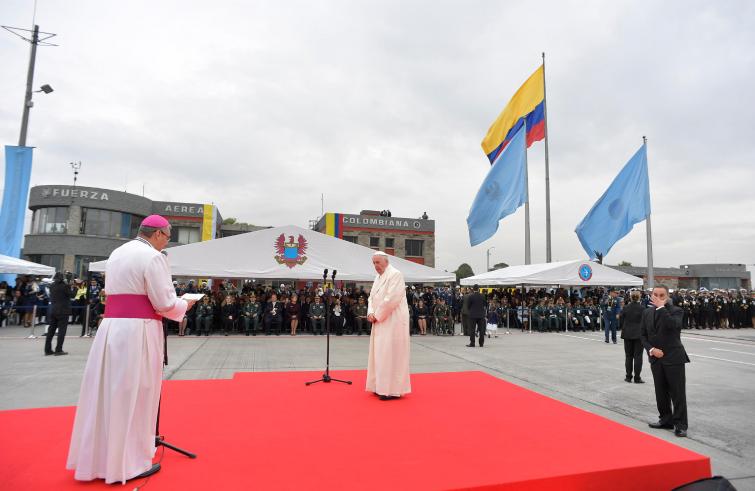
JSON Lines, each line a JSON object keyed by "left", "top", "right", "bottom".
{"left": 542, "top": 52, "right": 552, "bottom": 263}
{"left": 524, "top": 122, "right": 531, "bottom": 265}
{"left": 644, "top": 135, "right": 655, "bottom": 289}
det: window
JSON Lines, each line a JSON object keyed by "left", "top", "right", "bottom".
{"left": 369, "top": 237, "right": 380, "bottom": 248}
{"left": 177, "top": 227, "right": 201, "bottom": 245}
{"left": 342, "top": 235, "right": 358, "bottom": 244}
{"left": 385, "top": 238, "right": 395, "bottom": 248}
{"left": 82, "top": 208, "right": 143, "bottom": 238}
{"left": 31, "top": 207, "right": 68, "bottom": 234}
{"left": 26, "top": 254, "right": 64, "bottom": 272}
{"left": 405, "top": 239, "right": 424, "bottom": 257}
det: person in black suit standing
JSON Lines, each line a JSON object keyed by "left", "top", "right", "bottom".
{"left": 45, "top": 272, "right": 72, "bottom": 356}
{"left": 466, "top": 285, "right": 487, "bottom": 347}
{"left": 640, "top": 284, "right": 689, "bottom": 437}
{"left": 621, "top": 290, "right": 645, "bottom": 383}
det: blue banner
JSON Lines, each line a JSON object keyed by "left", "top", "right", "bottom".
{"left": 0, "top": 145, "right": 34, "bottom": 286}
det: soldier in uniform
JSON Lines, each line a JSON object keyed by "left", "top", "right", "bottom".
{"left": 433, "top": 296, "right": 452, "bottom": 335}
{"left": 554, "top": 297, "right": 568, "bottom": 331}
{"left": 195, "top": 296, "right": 214, "bottom": 336}
{"left": 240, "top": 294, "right": 262, "bottom": 336}
{"left": 532, "top": 299, "right": 548, "bottom": 333}
{"left": 353, "top": 296, "right": 370, "bottom": 335}
{"left": 678, "top": 290, "right": 691, "bottom": 329}
{"left": 309, "top": 295, "right": 326, "bottom": 335}
{"left": 570, "top": 298, "right": 587, "bottom": 332}
{"left": 601, "top": 289, "right": 623, "bottom": 344}
{"left": 584, "top": 297, "right": 600, "bottom": 332}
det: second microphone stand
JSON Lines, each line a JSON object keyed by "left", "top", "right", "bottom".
{"left": 306, "top": 269, "right": 352, "bottom": 386}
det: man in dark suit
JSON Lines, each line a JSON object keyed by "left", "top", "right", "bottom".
{"left": 466, "top": 285, "right": 486, "bottom": 347}
{"left": 45, "top": 272, "right": 72, "bottom": 356}
{"left": 264, "top": 293, "right": 283, "bottom": 335}
{"left": 640, "top": 284, "right": 689, "bottom": 437}
{"left": 620, "top": 290, "right": 645, "bottom": 383}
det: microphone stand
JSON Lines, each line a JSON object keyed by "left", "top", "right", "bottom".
{"left": 155, "top": 321, "right": 197, "bottom": 458}
{"left": 306, "top": 269, "right": 352, "bottom": 386}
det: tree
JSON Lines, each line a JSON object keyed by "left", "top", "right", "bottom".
{"left": 223, "top": 217, "right": 237, "bottom": 225}
{"left": 618, "top": 261, "right": 632, "bottom": 267}
{"left": 492, "top": 262, "right": 509, "bottom": 270}
{"left": 454, "top": 263, "right": 474, "bottom": 283}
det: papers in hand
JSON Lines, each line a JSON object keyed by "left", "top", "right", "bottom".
{"left": 181, "top": 293, "right": 205, "bottom": 301}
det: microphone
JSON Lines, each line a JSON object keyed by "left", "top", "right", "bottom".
{"left": 332, "top": 270, "right": 337, "bottom": 281}
{"left": 323, "top": 269, "right": 328, "bottom": 280}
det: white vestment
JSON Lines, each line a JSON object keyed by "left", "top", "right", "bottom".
{"left": 366, "top": 264, "right": 411, "bottom": 396}
{"left": 66, "top": 239, "right": 187, "bottom": 484}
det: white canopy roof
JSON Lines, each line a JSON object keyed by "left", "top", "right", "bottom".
{"left": 460, "top": 259, "right": 643, "bottom": 287}
{"left": 89, "top": 225, "right": 455, "bottom": 283}
{"left": 0, "top": 254, "right": 56, "bottom": 276}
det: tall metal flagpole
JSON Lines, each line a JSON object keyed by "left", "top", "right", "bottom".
{"left": 18, "top": 25, "right": 39, "bottom": 146}
{"left": 644, "top": 135, "right": 655, "bottom": 289}
{"left": 542, "top": 52, "right": 552, "bottom": 262}
{"left": 523, "top": 122, "right": 531, "bottom": 265}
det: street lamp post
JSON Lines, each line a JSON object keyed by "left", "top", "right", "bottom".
{"left": 486, "top": 246, "right": 495, "bottom": 272}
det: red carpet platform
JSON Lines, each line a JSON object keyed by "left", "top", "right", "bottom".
{"left": 0, "top": 370, "right": 709, "bottom": 490}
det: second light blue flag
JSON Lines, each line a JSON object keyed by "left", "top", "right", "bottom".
{"left": 575, "top": 144, "right": 651, "bottom": 260}
{"left": 467, "top": 125, "right": 527, "bottom": 247}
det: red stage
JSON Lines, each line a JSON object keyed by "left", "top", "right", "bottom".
{"left": 0, "top": 370, "right": 710, "bottom": 490}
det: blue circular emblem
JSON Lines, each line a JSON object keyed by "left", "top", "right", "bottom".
{"left": 578, "top": 264, "right": 593, "bottom": 281}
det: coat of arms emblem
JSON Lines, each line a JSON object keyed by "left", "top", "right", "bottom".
{"left": 274, "top": 234, "right": 308, "bottom": 268}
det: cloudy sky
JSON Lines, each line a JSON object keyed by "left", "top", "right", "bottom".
{"left": 1, "top": 0, "right": 754, "bottom": 276}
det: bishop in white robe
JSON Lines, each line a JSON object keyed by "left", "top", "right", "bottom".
{"left": 366, "top": 252, "right": 411, "bottom": 399}
{"left": 67, "top": 215, "right": 191, "bottom": 484}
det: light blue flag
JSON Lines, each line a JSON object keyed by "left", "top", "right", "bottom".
{"left": 0, "top": 146, "right": 34, "bottom": 286}
{"left": 467, "top": 125, "right": 527, "bottom": 246}
{"left": 575, "top": 144, "right": 651, "bottom": 260}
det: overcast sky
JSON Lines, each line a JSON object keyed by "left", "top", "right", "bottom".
{"left": 1, "top": 0, "right": 754, "bottom": 277}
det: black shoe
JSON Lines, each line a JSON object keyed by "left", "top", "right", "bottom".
{"left": 604, "top": 340, "right": 609, "bottom": 343}
{"left": 44, "top": 352, "right": 54, "bottom": 356}
{"left": 131, "top": 463, "right": 161, "bottom": 480}
{"left": 378, "top": 395, "right": 398, "bottom": 401}
{"left": 648, "top": 421, "right": 674, "bottom": 429}
{"left": 613, "top": 340, "right": 617, "bottom": 344}
{"left": 53, "top": 351, "right": 68, "bottom": 356}
{"left": 634, "top": 378, "right": 645, "bottom": 384}
{"left": 674, "top": 427, "right": 687, "bottom": 437}
{"left": 624, "top": 376, "right": 632, "bottom": 383}
{"left": 466, "top": 343, "right": 475, "bottom": 347}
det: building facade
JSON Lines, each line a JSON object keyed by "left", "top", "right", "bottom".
{"left": 314, "top": 210, "right": 435, "bottom": 267}
{"left": 22, "top": 184, "right": 233, "bottom": 277}
{"left": 612, "top": 263, "right": 751, "bottom": 290}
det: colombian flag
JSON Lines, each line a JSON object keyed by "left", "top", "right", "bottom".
{"left": 481, "top": 65, "right": 545, "bottom": 163}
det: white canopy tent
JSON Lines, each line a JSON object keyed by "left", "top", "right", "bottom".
{"left": 0, "top": 254, "right": 56, "bottom": 276}
{"left": 89, "top": 225, "right": 455, "bottom": 283}
{"left": 460, "top": 260, "right": 643, "bottom": 287}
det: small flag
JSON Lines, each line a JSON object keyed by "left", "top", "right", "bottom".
{"left": 467, "top": 125, "right": 528, "bottom": 246}
{"left": 575, "top": 144, "right": 651, "bottom": 259}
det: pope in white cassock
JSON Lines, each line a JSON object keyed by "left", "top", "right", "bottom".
{"left": 366, "top": 251, "right": 411, "bottom": 400}
{"left": 67, "top": 215, "right": 195, "bottom": 484}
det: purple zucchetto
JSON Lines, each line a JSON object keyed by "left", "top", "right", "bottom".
{"left": 140, "top": 214, "right": 170, "bottom": 228}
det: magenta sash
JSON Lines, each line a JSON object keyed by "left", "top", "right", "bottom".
{"left": 104, "top": 294, "right": 162, "bottom": 320}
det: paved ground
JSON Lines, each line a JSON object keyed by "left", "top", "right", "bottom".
{"left": 1, "top": 324, "right": 754, "bottom": 490}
